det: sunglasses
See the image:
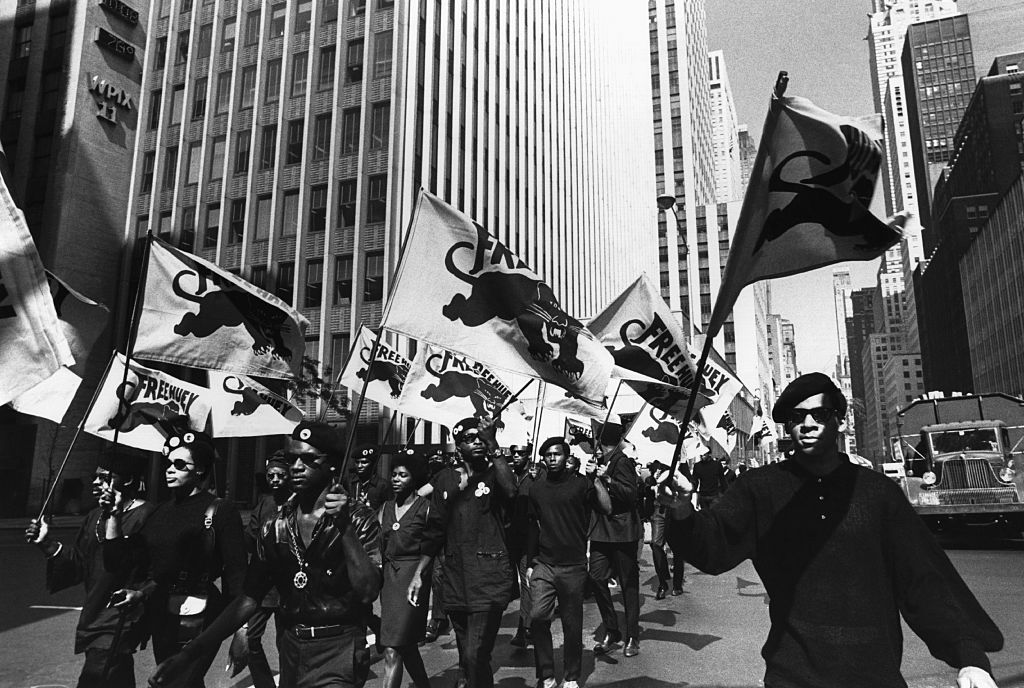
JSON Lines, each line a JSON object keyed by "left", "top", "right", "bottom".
{"left": 164, "top": 458, "right": 195, "bottom": 471}
{"left": 457, "top": 432, "right": 483, "bottom": 444}
{"left": 284, "top": 452, "right": 328, "bottom": 467}
{"left": 786, "top": 407, "right": 837, "bottom": 425}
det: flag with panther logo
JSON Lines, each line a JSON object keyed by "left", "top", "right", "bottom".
{"left": 707, "top": 86, "right": 906, "bottom": 339}
{"left": 84, "top": 353, "right": 212, "bottom": 451}
{"left": 623, "top": 405, "right": 707, "bottom": 468}
{"left": 206, "top": 371, "right": 302, "bottom": 437}
{"left": 134, "top": 238, "right": 309, "bottom": 379}
{"left": 338, "top": 326, "right": 411, "bottom": 409}
{"left": 382, "top": 191, "right": 613, "bottom": 406}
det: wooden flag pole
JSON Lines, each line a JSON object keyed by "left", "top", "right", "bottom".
{"left": 667, "top": 334, "right": 714, "bottom": 482}
{"left": 594, "top": 379, "right": 624, "bottom": 454}
{"left": 399, "top": 418, "right": 424, "bottom": 453}
{"left": 340, "top": 326, "right": 385, "bottom": 477}
{"left": 497, "top": 378, "right": 535, "bottom": 416}
{"left": 111, "top": 233, "right": 154, "bottom": 452}
{"left": 528, "top": 382, "right": 547, "bottom": 464}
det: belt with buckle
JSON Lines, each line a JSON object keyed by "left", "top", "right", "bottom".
{"left": 291, "top": 623, "right": 349, "bottom": 640}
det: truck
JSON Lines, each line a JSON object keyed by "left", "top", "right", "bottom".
{"left": 891, "top": 393, "right": 1024, "bottom": 534}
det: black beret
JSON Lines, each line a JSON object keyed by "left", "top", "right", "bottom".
{"left": 97, "top": 450, "right": 144, "bottom": 478}
{"left": 265, "top": 449, "right": 289, "bottom": 471}
{"left": 354, "top": 444, "right": 379, "bottom": 461}
{"left": 291, "top": 421, "right": 344, "bottom": 456}
{"left": 772, "top": 372, "right": 847, "bottom": 423}
{"left": 163, "top": 430, "right": 217, "bottom": 471}
{"left": 451, "top": 417, "right": 480, "bottom": 443}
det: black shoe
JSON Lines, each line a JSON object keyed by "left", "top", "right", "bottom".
{"left": 671, "top": 587, "right": 684, "bottom": 596}
{"left": 624, "top": 637, "right": 640, "bottom": 657}
{"left": 655, "top": 585, "right": 668, "bottom": 600}
{"left": 510, "top": 626, "right": 529, "bottom": 648}
{"left": 593, "top": 629, "right": 622, "bottom": 655}
{"left": 424, "top": 619, "right": 440, "bottom": 643}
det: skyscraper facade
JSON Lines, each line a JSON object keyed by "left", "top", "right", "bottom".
{"left": 736, "top": 123, "right": 756, "bottom": 190}
{"left": 866, "top": 0, "right": 958, "bottom": 216}
{"left": 832, "top": 268, "right": 856, "bottom": 452}
{"left": 707, "top": 49, "right": 740, "bottom": 203}
{"left": 846, "top": 287, "right": 876, "bottom": 452}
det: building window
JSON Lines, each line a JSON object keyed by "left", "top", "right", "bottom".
{"left": 204, "top": 204, "right": 220, "bottom": 248}
{"left": 176, "top": 30, "right": 189, "bottom": 64}
{"left": 192, "top": 77, "right": 207, "bottom": 120}
{"left": 369, "top": 102, "right": 389, "bottom": 150}
{"left": 255, "top": 195, "right": 272, "bottom": 240}
{"left": 186, "top": 141, "right": 202, "bottom": 184}
{"left": 215, "top": 73, "right": 231, "bottom": 114}
{"left": 209, "top": 136, "right": 225, "bottom": 180}
{"left": 154, "top": 36, "right": 167, "bottom": 70}
{"left": 221, "top": 17, "right": 236, "bottom": 53}
{"left": 276, "top": 262, "right": 295, "bottom": 303}
{"left": 305, "top": 259, "right": 323, "bottom": 307}
{"left": 170, "top": 85, "right": 185, "bottom": 125}
{"left": 286, "top": 120, "right": 303, "bottom": 164}
{"left": 163, "top": 146, "right": 178, "bottom": 190}
{"left": 331, "top": 333, "right": 350, "bottom": 376}
{"left": 281, "top": 190, "right": 299, "bottom": 236}
{"left": 310, "top": 185, "right": 327, "bottom": 232}
{"left": 180, "top": 206, "right": 196, "bottom": 252}
{"left": 312, "top": 114, "right": 331, "bottom": 160}
{"left": 346, "top": 40, "right": 363, "bottom": 82}
{"left": 318, "top": 46, "right": 336, "bottom": 91}
{"left": 373, "top": 31, "right": 392, "bottom": 78}
{"left": 14, "top": 25, "right": 31, "bottom": 58}
{"left": 244, "top": 10, "right": 260, "bottom": 46}
{"left": 378, "top": 0, "right": 393, "bottom": 7}
{"left": 141, "top": 152, "right": 155, "bottom": 193}
{"left": 265, "top": 59, "right": 282, "bottom": 103}
{"left": 291, "top": 52, "right": 308, "bottom": 97}
{"left": 341, "top": 108, "right": 360, "bottom": 154}
{"left": 259, "top": 125, "right": 277, "bottom": 170}
{"left": 148, "top": 89, "right": 162, "bottom": 129}
{"left": 197, "top": 23, "right": 212, "bottom": 58}
{"left": 269, "top": 3, "right": 287, "bottom": 38}
{"left": 158, "top": 212, "right": 173, "bottom": 241}
{"left": 229, "top": 199, "right": 245, "bottom": 243}
{"left": 5, "top": 80, "right": 25, "bottom": 119}
{"left": 240, "top": 66, "right": 257, "bottom": 109}
{"left": 250, "top": 265, "right": 268, "bottom": 290}
{"left": 234, "top": 133, "right": 252, "bottom": 176}
{"left": 349, "top": 0, "right": 366, "bottom": 17}
{"left": 367, "top": 175, "right": 386, "bottom": 223}
{"left": 323, "top": 0, "right": 339, "bottom": 23}
{"left": 338, "top": 179, "right": 356, "bottom": 228}
{"left": 334, "top": 255, "right": 353, "bottom": 303}
{"left": 295, "top": 0, "right": 312, "bottom": 34}
{"left": 364, "top": 251, "right": 384, "bottom": 301}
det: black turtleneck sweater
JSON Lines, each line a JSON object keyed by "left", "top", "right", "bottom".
{"left": 527, "top": 470, "right": 596, "bottom": 567}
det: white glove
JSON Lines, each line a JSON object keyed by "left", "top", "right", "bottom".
{"left": 957, "top": 666, "right": 998, "bottom": 688}
{"left": 25, "top": 517, "right": 49, "bottom": 544}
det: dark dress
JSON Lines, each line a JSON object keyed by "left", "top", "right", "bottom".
{"left": 379, "top": 495, "right": 440, "bottom": 646}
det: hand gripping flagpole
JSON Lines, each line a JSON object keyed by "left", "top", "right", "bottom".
{"left": 340, "top": 326, "right": 385, "bottom": 478}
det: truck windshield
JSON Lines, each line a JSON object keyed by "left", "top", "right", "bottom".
{"left": 929, "top": 428, "right": 1000, "bottom": 454}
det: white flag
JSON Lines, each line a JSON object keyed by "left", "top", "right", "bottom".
{"left": 338, "top": 326, "right": 411, "bottom": 408}
{"left": 382, "top": 191, "right": 613, "bottom": 405}
{"left": 206, "top": 372, "right": 303, "bottom": 437}
{"left": 624, "top": 406, "right": 707, "bottom": 468}
{"left": 84, "top": 354, "right": 212, "bottom": 452}
{"left": 9, "top": 367, "right": 82, "bottom": 423}
{"left": 135, "top": 238, "right": 308, "bottom": 379}
{"left": 398, "top": 344, "right": 531, "bottom": 445}
{"left": 691, "top": 337, "right": 743, "bottom": 432}
{"left": 0, "top": 175, "right": 73, "bottom": 405}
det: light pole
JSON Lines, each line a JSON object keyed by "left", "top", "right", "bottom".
{"left": 657, "top": 194, "right": 693, "bottom": 336}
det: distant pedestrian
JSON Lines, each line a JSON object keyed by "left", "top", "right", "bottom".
{"left": 645, "top": 460, "right": 690, "bottom": 598}
{"left": 507, "top": 443, "right": 536, "bottom": 648}
{"left": 25, "top": 452, "right": 155, "bottom": 688}
{"left": 348, "top": 445, "right": 390, "bottom": 511}
{"left": 528, "top": 437, "right": 611, "bottom": 688}
{"left": 691, "top": 452, "right": 725, "bottom": 509}
{"left": 666, "top": 372, "right": 1004, "bottom": 688}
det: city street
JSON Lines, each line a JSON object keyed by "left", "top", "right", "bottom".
{"left": 3, "top": 525, "right": 1022, "bottom": 688}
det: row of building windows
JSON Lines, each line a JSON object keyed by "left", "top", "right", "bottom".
{"left": 154, "top": 0, "right": 391, "bottom": 24}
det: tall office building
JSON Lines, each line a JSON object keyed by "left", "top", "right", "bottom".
{"left": 9, "top": 0, "right": 657, "bottom": 513}
{"left": 902, "top": 13, "right": 976, "bottom": 234}
{"left": 0, "top": 0, "right": 151, "bottom": 516}
{"left": 707, "top": 50, "right": 740, "bottom": 203}
{"left": 846, "top": 287, "right": 876, "bottom": 451}
{"left": 866, "top": 0, "right": 958, "bottom": 216}
{"left": 861, "top": 331, "right": 903, "bottom": 461}
{"left": 648, "top": 0, "right": 715, "bottom": 327}
{"left": 832, "top": 268, "right": 856, "bottom": 452}
{"left": 736, "top": 123, "right": 756, "bottom": 190}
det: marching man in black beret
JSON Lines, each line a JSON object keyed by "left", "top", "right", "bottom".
{"left": 148, "top": 421, "right": 382, "bottom": 688}
{"left": 665, "top": 372, "right": 1004, "bottom": 688}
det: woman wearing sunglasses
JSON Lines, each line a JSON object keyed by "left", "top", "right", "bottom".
{"left": 104, "top": 429, "right": 247, "bottom": 688}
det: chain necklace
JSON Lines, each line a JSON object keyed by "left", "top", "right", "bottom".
{"left": 283, "top": 510, "right": 325, "bottom": 590}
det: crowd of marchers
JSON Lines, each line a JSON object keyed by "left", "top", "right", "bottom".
{"left": 25, "top": 373, "right": 1005, "bottom": 688}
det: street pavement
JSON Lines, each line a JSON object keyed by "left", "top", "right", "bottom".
{"left": 1, "top": 525, "right": 1022, "bottom": 688}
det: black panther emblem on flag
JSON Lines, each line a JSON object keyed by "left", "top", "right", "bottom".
{"left": 419, "top": 353, "right": 507, "bottom": 425}
{"left": 107, "top": 381, "right": 184, "bottom": 432}
{"left": 641, "top": 407, "right": 683, "bottom": 445}
{"left": 607, "top": 320, "right": 689, "bottom": 411}
{"left": 222, "top": 376, "right": 264, "bottom": 416}
{"left": 355, "top": 347, "right": 408, "bottom": 398}
{"left": 441, "top": 226, "right": 589, "bottom": 382}
{"left": 753, "top": 124, "right": 893, "bottom": 254}
{"left": 172, "top": 265, "right": 294, "bottom": 362}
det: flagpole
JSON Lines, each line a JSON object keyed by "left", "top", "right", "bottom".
{"left": 340, "top": 326, "right": 385, "bottom": 477}
{"left": 497, "top": 378, "right": 534, "bottom": 416}
{"left": 667, "top": 334, "right": 714, "bottom": 481}
{"left": 379, "top": 410, "right": 399, "bottom": 449}
{"left": 36, "top": 352, "right": 117, "bottom": 520}
{"left": 529, "top": 382, "right": 546, "bottom": 464}
{"left": 399, "top": 418, "right": 423, "bottom": 452}
{"left": 111, "top": 233, "right": 154, "bottom": 454}
{"left": 594, "top": 379, "right": 624, "bottom": 450}
{"left": 379, "top": 190, "right": 426, "bottom": 326}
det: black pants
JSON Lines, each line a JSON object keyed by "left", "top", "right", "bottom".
{"left": 278, "top": 624, "right": 369, "bottom": 688}
{"left": 589, "top": 540, "right": 641, "bottom": 639}
{"left": 529, "top": 562, "right": 587, "bottom": 682}
{"left": 151, "top": 616, "right": 220, "bottom": 688}
{"left": 247, "top": 605, "right": 283, "bottom": 688}
{"left": 650, "top": 508, "right": 685, "bottom": 589}
{"left": 77, "top": 647, "right": 135, "bottom": 688}
{"left": 448, "top": 608, "right": 504, "bottom": 688}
